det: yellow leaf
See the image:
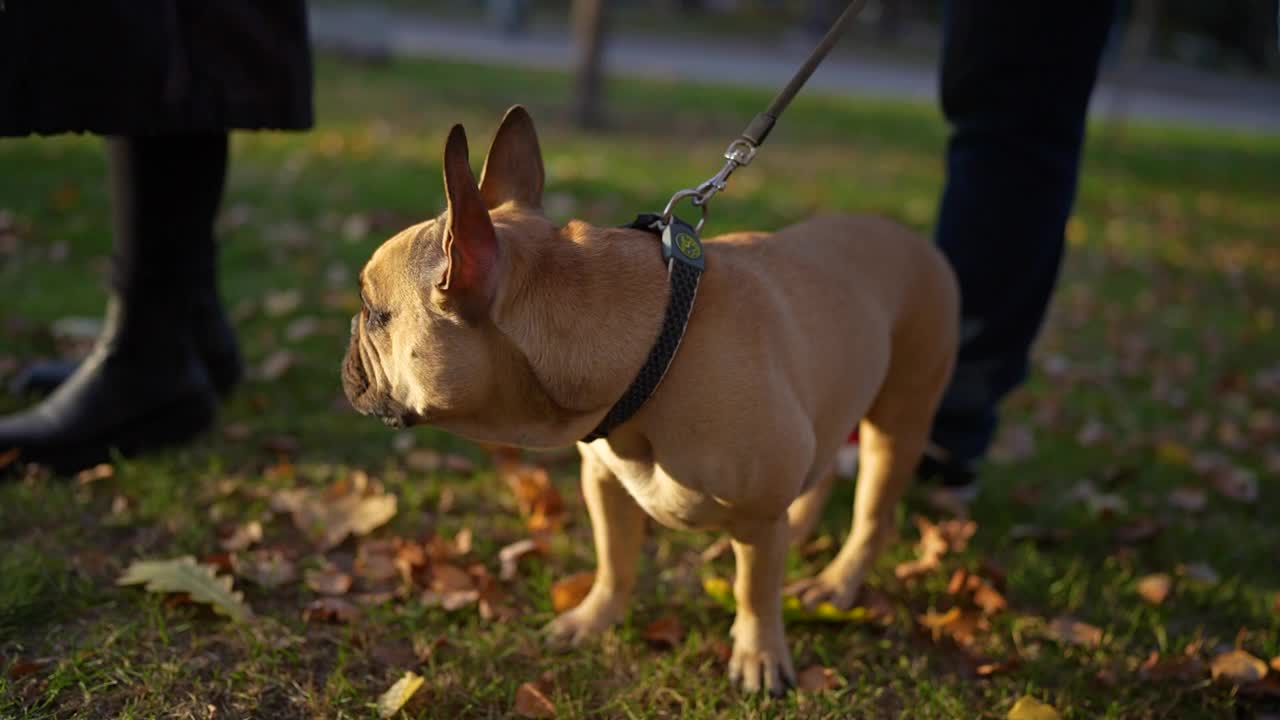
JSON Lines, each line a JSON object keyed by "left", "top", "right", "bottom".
{"left": 704, "top": 576, "right": 872, "bottom": 624}
{"left": 1007, "top": 695, "right": 1062, "bottom": 720}
{"left": 377, "top": 671, "right": 425, "bottom": 718}
{"left": 117, "top": 556, "right": 252, "bottom": 622}
{"left": 1155, "top": 441, "right": 1191, "bottom": 466}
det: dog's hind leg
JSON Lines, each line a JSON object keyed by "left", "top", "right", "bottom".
{"left": 786, "top": 332, "right": 954, "bottom": 610}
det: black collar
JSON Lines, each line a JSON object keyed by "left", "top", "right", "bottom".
{"left": 582, "top": 214, "right": 705, "bottom": 442}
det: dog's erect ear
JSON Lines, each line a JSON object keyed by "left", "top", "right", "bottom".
{"left": 439, "top": 124, "right": 498, "bottom": 319}
{"left": 478, "top": 105, "right": 545, "bottom": 210}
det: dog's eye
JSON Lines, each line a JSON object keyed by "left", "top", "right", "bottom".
{"left": 364, "top": 304, "right": 391, "bottom": 329}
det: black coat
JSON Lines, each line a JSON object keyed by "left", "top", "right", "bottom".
{"left": 0, "top": 0, "right": 313, "bottom": 137}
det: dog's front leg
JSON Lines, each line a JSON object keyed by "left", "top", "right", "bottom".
{"left": 728, "top": 517, "right": 796, "bottom": 695}
{"left": 545, "top": 448, "right": 645, "bottom": 644}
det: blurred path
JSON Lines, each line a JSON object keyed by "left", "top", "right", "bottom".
{"left": 310, "top": 5, "right": 1280, "bottom": 134}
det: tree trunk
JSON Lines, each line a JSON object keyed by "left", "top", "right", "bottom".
{"left": 571, "top": 0, "right": 608, "bottom": 129}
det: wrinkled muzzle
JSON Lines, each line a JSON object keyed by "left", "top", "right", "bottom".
{"left": 341, "top": 319, "right": 421, "bottom": 429}
{"left": 340, "top": 318, "right": 373, "bottom": 413}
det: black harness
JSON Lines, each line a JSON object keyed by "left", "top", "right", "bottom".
{"left": 581, "top": 214, "right": 705, "bottom": 442}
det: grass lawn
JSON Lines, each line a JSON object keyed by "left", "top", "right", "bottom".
{"left": 1, "top": 55, "right": 1278, "bottom": 719}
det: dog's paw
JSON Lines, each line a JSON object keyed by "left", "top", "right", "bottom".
{"left": 543, "top": 598, "right": 623, "bottom": 646}
{"left": 784, "top": 571, "right": 861, "bottom": 611}
{"left": 728, "top": 618, "right": 796, "bottom": 696}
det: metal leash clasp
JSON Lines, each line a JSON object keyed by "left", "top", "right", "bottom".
{"left": 660, "top": 138, "right": 757, "bottom": 233}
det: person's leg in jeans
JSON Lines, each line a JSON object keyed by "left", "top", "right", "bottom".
{"left": 921, "top": 1, "right": 1118, "bottom": 492}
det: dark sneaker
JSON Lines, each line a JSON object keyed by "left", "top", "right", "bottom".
{"left": 916, "top": 443, "right": 979, "bottom": 506}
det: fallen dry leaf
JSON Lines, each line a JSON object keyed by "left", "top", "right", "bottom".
{"left": 502, "top": 463, "right": 566, "bottom": 532}
{"left": 403, "top": 449, "right": 442, "bottom": 472}
{"left": 377, "top": 671, "right": 425, "bottom": 719}
{"left": 1114, "top": 516, "right": 1161, "bottom": 544}
{"left": 917, "top": 607, "right": 963, "bottom": 642}
{"left": 6, "top": 658, "right": 50, "bottom": 681}
{"left": 423, "top": 561, "right": 479, "bottom": 611}
{"left": 1136, "top": 573, "right": 1172, "bottom": 605}
{"left": 429, "top": 562, "right": 475, "bottom": 593}
{"left": 1271, "top": 656, "right": 1280, "bottom": 673}
{"left": 413, "top": 635, "right": 445, "bottom": 662}
{"left": 550, "top": 572, "right": 594, "bottom": 613}
{"left": 305, "top": 564, "right": 353, "bottom": 595}
{"left": 263, "top": 288, "right": 303, "bottom": 317}
{"left": 894, "top": 516, "right": 977, "bottom": 581}
{"left": 354, "top": 540, "right": 402, "bottom": 585}
{"left": 453, "top": 527, "right": 473, "bottom": 555}
{"left": 302, "top": 597, "right": 361, "bottom": 624}
{"left": 271, "top": 471, "right": 397, "bottom": 550}
{"left": 1139, "top": 650, "right": 1205, "bottom": 681}
{"left": 219, "top": 521, "right": 263, "bottom": 552}
{"left": 642, "top": 614, "right": 684, "bottom": 649}
{"left": 1209, "top": 649, "right": 1268, "bottom": 685}
{"left": 1069, "top": 479, "right": 1128, "bottom": 517}
{"left": 973, "top": 581, "right": 1008, "bottom": 615}
{"left": 1167, "top": 486, "right": 1208, "bottom": 512}
{"left": 71, "top": 549, "right": 118, "bottom": 581}
{"left": 256, "top": 349, "right": 295, "bottom": 381}
{"left": 231, "top": 550, "right": 297, "bottom": 589}
{"left": 1155, "top": 441, "right": 1192, "bottom": 466}
{"left": 1177, "top": 562, "right": 1219, "bottom": 584}
{"left": 1076, "top": 418, "right": 1108, "bottom": 447}
{"left": 1046, "top": 616, "right": 1103, "bottom": 648}
{"left": 444, "top": 454, "right": 476, "bottom": 473}
{"left": 796, "top": 665, "right": 842, "bottom": 692}
{"left": 200, "top": 552, "right": 235, "bottom": 574}
{"left": 285, "top": 316, "right": 321, "bottom": 342}
{"left": 989, "top": 423, "right": 1036, "bottom": 464}
{"left": 117, "top": 556, "right": 252, "bottom": 622}
{"left": 1007, "top": 695, "right": 1061, "bottom": 720}
{"left": 498, "top": 538, "right": 542, "bottom": 581}
{"left": 1210, "top": 465, "right": 1258, "bottom": 503}
{"left": 975, "top": 658, "right": 1021, "bottom": 677}
{"left": 513, "top": 681, "right": 556, "bottom": 718}
{"left": 0, "top": 447, "right": 20, "bottom": 470}
{"left": 74, "top": 463, "right": 113, "bottom": 485}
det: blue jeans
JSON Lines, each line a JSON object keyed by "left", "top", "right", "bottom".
{"left": 930, "top": 1, "right": 1118, "bottom": 463}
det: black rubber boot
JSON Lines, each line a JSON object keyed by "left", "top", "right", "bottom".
{"left": 7, "top": 285, "right": 242, "bottom": 399}
{"left": 0, "top": 134, "right": 231, "bottom": 473}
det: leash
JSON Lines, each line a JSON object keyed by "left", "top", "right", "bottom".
{"left": 659, "top": 0, "right": 871, "bottom": 233}
{"left": 583, "top": 0, "right": 868, "bottom": 442}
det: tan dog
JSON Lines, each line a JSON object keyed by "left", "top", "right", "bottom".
{"left": 342, "top": 106, "right": 959, "bottom": 695}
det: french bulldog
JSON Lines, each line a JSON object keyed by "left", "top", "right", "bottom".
{"left": 342, "top": 106, "right": 959, "bottom": 694}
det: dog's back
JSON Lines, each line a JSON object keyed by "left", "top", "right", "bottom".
{"left": 629, "top": 213, "right": 957, "bottom": 516}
